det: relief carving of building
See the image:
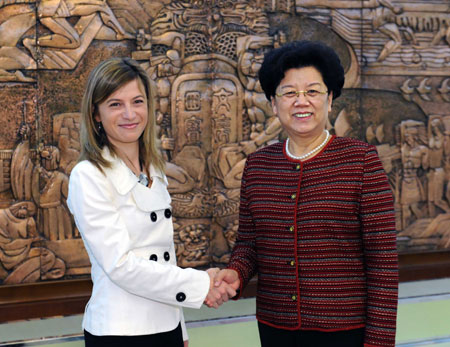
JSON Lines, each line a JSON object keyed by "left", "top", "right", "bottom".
{"left": 0, "top": 0, "right": 449, "bottom": 285}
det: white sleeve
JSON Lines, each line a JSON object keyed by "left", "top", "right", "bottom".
{"left": 67, "top": 162, "right": 210, "bottom": 308}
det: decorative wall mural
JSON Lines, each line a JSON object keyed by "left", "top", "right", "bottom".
{"left": 0, "top": 0, "right": 449, "bottom": 285}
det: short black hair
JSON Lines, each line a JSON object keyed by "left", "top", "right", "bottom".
{"left": 258, "top": 40, "right": 345, "bottom": 101}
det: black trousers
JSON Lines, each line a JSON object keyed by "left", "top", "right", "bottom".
{"left": 84, "top": 322, "right": 183, "bottom": 347}
{"left": 258, "top": 321, "right": 365, "bottom": 347}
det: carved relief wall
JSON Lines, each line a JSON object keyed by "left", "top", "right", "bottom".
{"left": 0, "top": 0, "right": 449, "bottom": 285}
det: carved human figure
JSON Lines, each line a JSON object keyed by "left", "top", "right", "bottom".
{"left": 400, "top": 120, "right": 429, "bottom": 228}
{"left": 0, "top": 201, "right": 38, "bottom": 274}
{"left": 143, "top": 31, "right": 186, "bottom": 170}
{"left": 0, "top": 1, "right": 36, "bottom": 81}
{"left": 11, "top": 123, "right": 34, "bottom": 201}
{"left": 0, "top": 201, "right": 64, "bottom": 284}
{"left": 23, "top": 0, "right": 131, "bottom": 51}
{"left": 363, "top": 0, "right": 404, "bottom": 61}
{"left": 428, "top": 117, "right": 450, "bottom": 216}
{"left": 55, "top": 115, "right": 81, "bottom": 175}
{"left": 32, "top": 146, "right": 73, "bottom": 241}
{"left": 236, "top": 35, "right": 282, "bottom": 154}
{"left": 0, "top": 0, "right": 132, "bottom": 80}
{"left": 10, "top": 123, "right": 76, "bottom": 240}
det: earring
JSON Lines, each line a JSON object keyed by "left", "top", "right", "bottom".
{"left": 97, "top": 122, "right": 103, "bottom": 133}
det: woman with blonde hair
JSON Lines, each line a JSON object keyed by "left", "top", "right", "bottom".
{"left": 68, "top": 57, "right": 235, "bottom": 347}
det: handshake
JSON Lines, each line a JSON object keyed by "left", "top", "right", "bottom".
{"left": 204, "top": 268, "right": 240, "bottom": 308}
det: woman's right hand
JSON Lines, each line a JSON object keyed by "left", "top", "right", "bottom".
{"left": 204, "top": 268, "right": 237, "bottom": 308}
{"left": 214, "top": 269, "right": 240, "bottom": 293}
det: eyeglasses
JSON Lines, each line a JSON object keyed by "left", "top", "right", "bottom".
{"left": 276, "top": 89, "right": 328, "bottom": 100}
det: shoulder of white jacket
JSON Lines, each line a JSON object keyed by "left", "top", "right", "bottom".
{"left": 70, "top": 159, "right": 100, "bottom": 178}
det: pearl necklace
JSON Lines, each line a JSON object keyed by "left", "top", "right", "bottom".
{"left": 285, "top": 130, "right": 330, "bottom": 160}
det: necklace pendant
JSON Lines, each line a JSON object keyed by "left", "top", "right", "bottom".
{"left": 138, "top": 173, "right": 149, "bottom": 186}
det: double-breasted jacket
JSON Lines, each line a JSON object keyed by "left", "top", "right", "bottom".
{"left": 67, "top": 148, "right": 210, "bottom": 339}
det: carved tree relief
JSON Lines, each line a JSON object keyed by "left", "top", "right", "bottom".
{"left": 0, "top": 0, "right": 449, "bottom": 285}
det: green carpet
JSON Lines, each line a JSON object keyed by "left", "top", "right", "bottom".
{"left": 188, "top": 320, "right": 259, "bottom": 347}
{"left": 396, "top": 298, "right": 450, "bottom": 344}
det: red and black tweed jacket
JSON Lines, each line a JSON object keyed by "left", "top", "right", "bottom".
{"left": 228, "top": 136, "right": 398, "bottom": 347}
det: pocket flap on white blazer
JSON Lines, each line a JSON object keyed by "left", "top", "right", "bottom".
{"left": 132, "top": 176, "right": 171, "bottom": 212}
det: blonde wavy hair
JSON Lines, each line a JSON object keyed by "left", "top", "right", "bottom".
{"left": 79, "top": 57, "right": 164, "bottom": 174}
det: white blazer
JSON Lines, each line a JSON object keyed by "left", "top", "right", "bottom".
{"left": 67, "top": 147, "right": 210, "bottom": 339}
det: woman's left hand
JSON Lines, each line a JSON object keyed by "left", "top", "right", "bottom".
{"left": 184, "top": 340, "right": 189, "bottom": 347}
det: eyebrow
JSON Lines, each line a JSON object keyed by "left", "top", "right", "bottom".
{"left": 280, "top": 82, "right": 322, "bottom": 89}
{"left": 106, "top": 95, "right": 145, "bottom": 103}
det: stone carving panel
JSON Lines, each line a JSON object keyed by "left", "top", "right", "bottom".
{"left": 0, "top": 0, "right": 449, "bottom": 285}
{"left": 298, "top": 0, "right": 450, "bottom": 75}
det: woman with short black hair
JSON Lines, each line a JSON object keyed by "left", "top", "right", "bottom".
{"left": 216, "top": 40, "right": 398, "bottom": 347}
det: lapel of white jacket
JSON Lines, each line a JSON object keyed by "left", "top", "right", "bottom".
{"left": 102, "top": 147, "right": 137, "bottom": 195}
{"left": 101, "top": 147, "right": 171, "bottom": 212}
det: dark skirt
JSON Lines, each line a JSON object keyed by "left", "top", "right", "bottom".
{"left": 84, "top": 322, "right": 183, "bottom": 347}
{"left": 258, "top": 321, "right": 364, "bottom": 347}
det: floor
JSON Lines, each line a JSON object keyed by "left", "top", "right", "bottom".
{"left": 1, "top": 278, "right": 450, "bottom": 346}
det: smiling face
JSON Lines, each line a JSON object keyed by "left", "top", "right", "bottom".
{"left": 95, "top": 78, "right": 148, "bottom": 150}
{"left": 271, "top": 66, "right": 333, "bottom": 141}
